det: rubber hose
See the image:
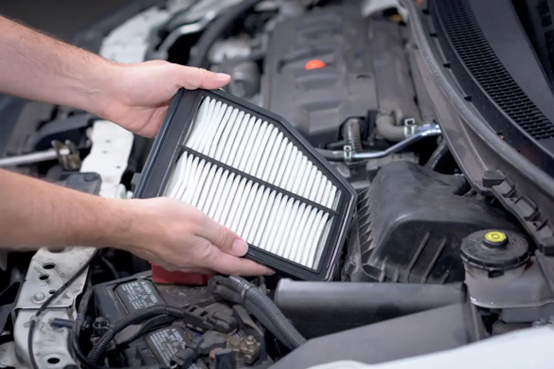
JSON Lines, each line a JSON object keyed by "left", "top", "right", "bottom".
{"left": 425, "top": 138, "right": 449, "bottom": 169}
{"left": 228, "top": 277, "right": 306, "bottom": 348}
{"left": 211, "top": 276, "right": 307, "bottom": 349}
{"left": 342, "top": 119, "right": 363, "bottom": 152}
{"left": 188, "top": 0, "right": 261, "bottom": 68}
{"left": 375, "top": 113, "right": 406, "bottom": 142}
{"left": 316, "top": 148, "right": 345, "bottom": 161}
{"left": 211, "top": 278, "right": 299, "bottom": 349}
{"left": 87, "top": 306, "right": 185, "bottom": 364}
{"left": 210, "top": 283, "right": 284, "bottom": 344}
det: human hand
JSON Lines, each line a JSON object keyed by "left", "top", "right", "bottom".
{"left": 100, "top": 60, "right": 231, "bottom": 137}
{"left": 122, "top": 197, "right": 274, "bottom": 276}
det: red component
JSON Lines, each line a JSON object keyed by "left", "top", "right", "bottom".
{"left": 305, "top": 59, "right": 326, "bottom": 70}
{"left": 151, "top": 264, "right": 212, "bottom": 285}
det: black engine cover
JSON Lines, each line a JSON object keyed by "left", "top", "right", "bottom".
{"left": 262, "top": 4, "right": 377, "bottom": 146}
{"left": 343, "top": 161, "right": 519, "bottom": 283}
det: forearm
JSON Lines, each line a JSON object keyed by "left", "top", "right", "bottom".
{"left": 0, "top": 169, "right": 133, "bottom": 251}
{"left": 0, "top": 16, "right": 115, "bottom": 115}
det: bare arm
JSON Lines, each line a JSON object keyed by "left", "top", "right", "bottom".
{"left": 0, "top": 16, "right": 114, "bottom": 115}
{"left": 0, "top": 15, "right": 230, "bottom": 137}
{"left": 0, "top": 170, "right": 127, "bottom": 250}
{"left": 0, "top": 169, "right": 272, "bottom": 275}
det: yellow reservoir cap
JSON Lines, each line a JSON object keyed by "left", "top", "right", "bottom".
{"left": 484, "top": 231, "right": 507, "bottom": 244}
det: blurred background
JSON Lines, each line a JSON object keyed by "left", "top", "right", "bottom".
{"left": 0, "top": 0, "right": 130, "bottom": 40}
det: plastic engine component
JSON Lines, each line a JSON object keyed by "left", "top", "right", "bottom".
{"left": 93, "top": 272, "right": 216, "bottom": 324}
{"left": 151, "top": 265, "right": 212, "bottom": 286}
{"left": 269, "top": 303, "right": 484, "bottom": 369}
{"left": 262, "top": 4, "right": 377, "bottom": 146}
{"left": 343, "top": 161, "right": 519, "bottom": 283}
{"left": 274, "top": 279, "right": 465, "bottom": 338}
{"left": 134, "top": 89, "right": 356, "bottom": 281}
{"left": 460, "top": 229, "right": 530, "bottom": 277}
{"left": 124, "top": 326, "right": 194, "bottom": 368}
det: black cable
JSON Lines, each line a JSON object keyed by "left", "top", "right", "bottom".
{"left": 425, "top": 138, "right": 449, "bottom": 169}
{"left": 188, "top": 0, "right": 261, "bottom": 68}
{"left": 28, "top": 250, "right": 100, "bottom": 369}
{"left": 87, "top": 306, "right": 186, "bottom": 364}
{"left": 100, "top": 256, "right": 121, "bottom": 279}
{"left": 71, "top": 278, "right": 103, "bottom": 369}
{"left": 209, "top": 276, "right": 307, "bottom": 350}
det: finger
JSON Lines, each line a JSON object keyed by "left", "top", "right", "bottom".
{"left": 176, "top": 66, "right": 231, "bottom": 90}
{"left": 196, "top": 213, "right": 248, "bottom": 257}
{"left": 204, "top": 248, "right": 274, "bottom": 276}
{"left": 181, "top": 267, "right": 214, "bottom": 274}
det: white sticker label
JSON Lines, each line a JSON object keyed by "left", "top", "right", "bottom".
{"left": 119, "top": 281, "right": 160, "bottom": 311}
{"left": 148, "top": 328, "right": 187, "bottom": 366}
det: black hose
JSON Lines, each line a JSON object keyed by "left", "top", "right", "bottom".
{"left": 316, "top": 148, "right": 345, "bottom": 161}
{"left": 87, "top": 306, "right": 186, "bottom": 364}
{"left": 210, "top": 276, "right": 307, "bottom": 349}
{"left": 100, "top": 256, "right": 121, "bottom": 279}
{"left": 342, "top": 119, "right": 363, "bottom": 153}
{"left": 188, "top": 0, "right": 261, "bottom": 68}
{"left": 425, "top": 138, "right": 449, "bottom": 169}
{"left": 211, "top": 284, "right": 283, "bottom": 341}
{"left": 210, "top": 278, "right": 297, "bottom": 349}
{"left": 72, "top": 279, "right": 105, "bottom": 369}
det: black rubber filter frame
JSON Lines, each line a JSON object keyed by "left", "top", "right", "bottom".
{"left": 133, "top": 88, "right": 357, "bottom": 281}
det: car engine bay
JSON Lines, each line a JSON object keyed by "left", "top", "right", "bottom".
{"left": 1, "top": 0, "right": 554, "bottom": 368}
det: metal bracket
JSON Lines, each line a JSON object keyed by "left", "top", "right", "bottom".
{"left": 52, "top": 140, "right": 81, "bottom": 171}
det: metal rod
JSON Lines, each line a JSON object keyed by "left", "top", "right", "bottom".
{"left": 317, "top": 124, "right": 442, "bottom": 161}
{"left": 0, "top": 149, "right": 59, "bottom": 168}
{"left": 354, "top": 124, "right": 442, "bottom": 160}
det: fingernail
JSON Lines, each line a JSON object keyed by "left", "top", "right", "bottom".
{"left": 232, "top": 239, "right": 248, "bottom": 256}
{"left": 216, "top": 73, "right": 231, "bottom": 82}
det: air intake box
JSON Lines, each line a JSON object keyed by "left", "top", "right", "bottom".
{"left": 343, "top": 161, "right": 518, "bottom": 283}
{"left": 134, "top": 89, "right": 356, "bottom": 281}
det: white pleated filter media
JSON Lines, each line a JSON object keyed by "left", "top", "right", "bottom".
{"left": 164, "top": 97, "right": 339, "bottom": 269}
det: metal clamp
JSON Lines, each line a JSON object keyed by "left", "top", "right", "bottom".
{"left": 403, "top": 118, "right": 417, "bottom": 137}
{"left": 343, "top": 145, "right": 353, "bottom": 163}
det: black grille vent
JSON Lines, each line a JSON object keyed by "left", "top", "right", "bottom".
{"left": 435, "top": 0, "right": 554, "bottom": 140}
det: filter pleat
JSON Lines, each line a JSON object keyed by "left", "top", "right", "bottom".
{"left": 207, "top": 169, "right": 228, "bottom": 219}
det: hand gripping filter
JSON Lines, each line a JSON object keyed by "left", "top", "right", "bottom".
{"left": 134, "top": 89, "right": 356, "bottom": 281}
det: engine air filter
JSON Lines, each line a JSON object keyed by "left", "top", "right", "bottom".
{"left": 134, "top": 89, "right": 356, "bottom": 280}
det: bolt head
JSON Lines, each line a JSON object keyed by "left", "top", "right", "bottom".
{"left": 33, "top": 292, "right": 46, "bottom": 302}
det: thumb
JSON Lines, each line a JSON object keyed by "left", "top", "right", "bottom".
{"left": 176, "top": 65, "right": 231, "bottom": 90}
{"left": 196, "top": 213, "right": 248, "bottom": 257}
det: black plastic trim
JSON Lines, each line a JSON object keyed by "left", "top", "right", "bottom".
{"left": 402, "top": 0, "right": 554, "bottom": 254}
{"left": 430, "top": 0, "right": 554, "bottom": 177}
{"left": 134, "top": 88, "right": 357, "bottom": 281}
